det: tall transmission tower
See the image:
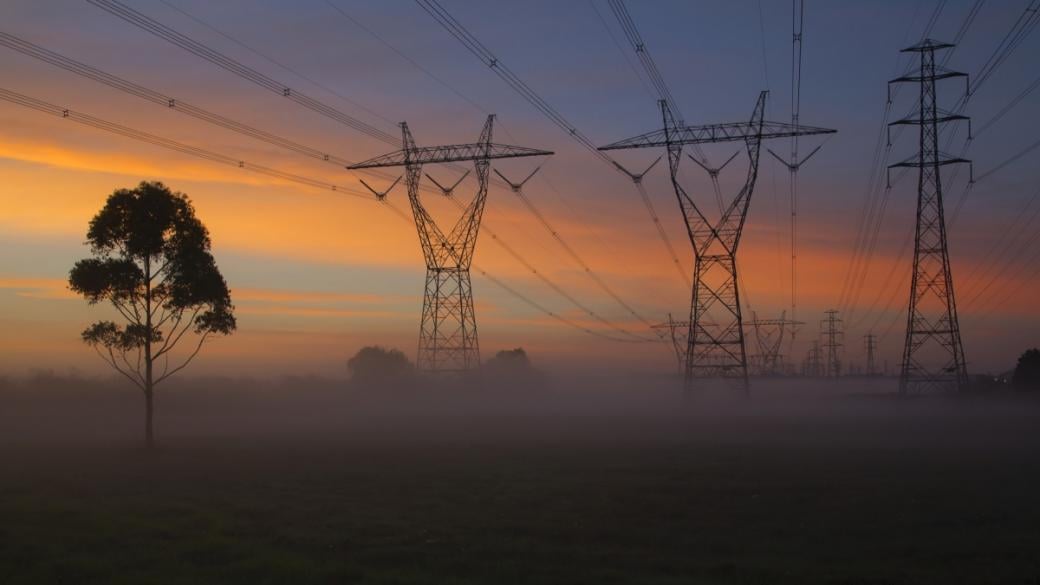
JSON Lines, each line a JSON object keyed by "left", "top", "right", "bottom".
{"left": 600, "top": 92, "right": 835, "bottom": 393}
{"left": 887, "top": 39, "right": 972, "bottom": 393}
{"left": 820, "top": 309, "right": 844, "bottom": 377}
{"left": 349, "top": 116, "right": 552, "bottom": 373}
{"left": 864, "top": 333, "right": 879, "bottom": 376}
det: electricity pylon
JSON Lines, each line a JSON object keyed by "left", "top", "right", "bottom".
{"left": 650, "top": 314, "right": 719, "bottom": 374}
{"left": 750, "top": 311, "right": 803, "bottom": 376}
{"left": 864, "top": 333, "right": 879, "bottom": 377}
{"left": 803, "top": 340, "right": 822, "bottom": 377}
{"left": 651, "top": 313, "right": 688, "bottom": 374}
{"left": 600, "top": 92, "right": 835, "bottom": 393}
{"left": 349, "top": 115, "right": 552, "bottom": 373}
{"left": 820, "top": 309, "right": 843, "bottom": 377}
{"left": 887, "top": 39, "right": 971, "bottom": 393}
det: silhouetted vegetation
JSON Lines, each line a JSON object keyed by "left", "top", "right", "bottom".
{"left": 68, "top": 181, "right": 235, "bottom": 448}
{"left": 1012, "top": 348, "right": 1040, "bottom": 391}
{"left": 483, "top": 347, "right": 544, "bottom": 386}
{"left": 347, "top": 346, "right": 414, "bottom": 386}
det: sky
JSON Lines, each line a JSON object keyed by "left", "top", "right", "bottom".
{"left": 0, "top": 0, "right": 1038, "bottom": 378}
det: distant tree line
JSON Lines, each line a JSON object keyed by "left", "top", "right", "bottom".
{"left": 1013, "top": 348, "right": 1040, "bottom": 391}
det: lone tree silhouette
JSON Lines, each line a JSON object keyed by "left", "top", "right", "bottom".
{"left": 1012, "top": 348, "right": 1040, "bottom": 390}
{"left": 69, "top": 181, "right": 235, "bottom": 447}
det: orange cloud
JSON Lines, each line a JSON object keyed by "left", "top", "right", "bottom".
{"left": 0, "top": 276, "right": 76, "bottom": 300}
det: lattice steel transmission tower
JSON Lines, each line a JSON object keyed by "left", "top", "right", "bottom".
{"left": 887, "top": 40, "right": 971, "bottom": 393}
{"left": 864, "top": 333, "right": 879, "bottom": 377}
{"left": 601, "top": 92, "right": 835, "bottom": 393}
{"left": 820, "top": 309, "right": 843, "bottom": 377}
{"left": 803, "top": 340, "right": 822, "bottom": 377}
{"left": 651, "top": 313, "right": 689, "bottom": 374}
{"left": 349, "top": 116, "right": 551, "bottom": 373}
{"left": 750, "top": 311, "right": 804, "bottom": 376}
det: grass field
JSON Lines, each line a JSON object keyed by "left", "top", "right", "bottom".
{"left": 0, "top": 378, "right": 1038, "bottom": 584}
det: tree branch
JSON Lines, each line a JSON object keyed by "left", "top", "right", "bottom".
{"left": 154, "top": 304, "right": 178, "bottom": 330}
{"left": 111, "top": 299, "right": 140, "bottom": 326}
{"left": 155, "top": 332, "right": 210, "bottom": 385}
{"left": 154, "top": 307, "right": 199, "bottom": 358}
{"left": 95, "top": 345, "right": 144, "bottom": 391}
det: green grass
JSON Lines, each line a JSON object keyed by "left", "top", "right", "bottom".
{"left": 1, "top": 403, "right": 1039, "bottom": 584}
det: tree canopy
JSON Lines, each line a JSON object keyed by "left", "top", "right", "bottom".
{"left": 1012, "top": 348, "right": 1040, "bottom": 390}
{"left": 348, "top": 346, "right": 414, "bottom": 384}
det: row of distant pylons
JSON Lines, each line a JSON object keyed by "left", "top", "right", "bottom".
{"left": 653, "top": 309, "right": 885, "bottom": 379}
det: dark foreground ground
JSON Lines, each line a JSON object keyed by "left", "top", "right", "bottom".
{"left": 0, "top": 376, "right": 1038, "bottom": 584}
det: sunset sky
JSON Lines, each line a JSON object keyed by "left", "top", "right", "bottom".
{"left": 1, "top": 0, "right": 1038, "bottom": 378}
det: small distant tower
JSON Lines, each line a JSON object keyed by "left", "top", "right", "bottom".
{"left": 651, "top": 313, "right": 689, "bottom": 375}
{"left": 864, "top": 333, "right": 879, "bottom": 377}
{"left": 820, "top": 309, "right": 843, "bottom": 377}
{"left": 803, "top": 340, "right": 823, "bottom": 377}
{"left": 749, "top": 311, "right": 803, "bottom": 376}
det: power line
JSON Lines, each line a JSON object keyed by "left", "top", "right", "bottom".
{"left": 495, "top": 167, "right": 657, "bottom": 329}
{"left": 0, "top": 86, "right": 374, "bottom": 199}
{"left": 86, "top": 0, "right": 399, "bottom": 145}
{"left": 0, "top": 29, "right": 451, "bottom": 200}
{"left": 587, "top": 0, "right": 657, "bottom": 101}
{"left": 604, "top": 0, "right": 682, "bottom": 122}
{"left": 157, "top": 0, "right": 400, "bottom": 129}
{"left": 414, "top": 0, "right": 610, "bottom": 163}
{"left": 602, "top": 0, "right": 712, "bottom": 167}
{"left": 0, "top": 31, "right": 353, "bottom": 168}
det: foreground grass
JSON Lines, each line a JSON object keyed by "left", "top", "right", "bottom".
{"left": 0, "top": 402, "right": 1038, "bottom": 584}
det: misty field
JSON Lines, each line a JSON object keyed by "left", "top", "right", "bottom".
{"left": 0, "top": 377, "right": 1038, "bottom": 584}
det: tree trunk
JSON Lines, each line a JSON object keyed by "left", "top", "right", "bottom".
{"left": 144, "top": 254, "right": 155, "bottom": 449}
{"left": 144, "top": 385, "right": 154, "bottom": 449}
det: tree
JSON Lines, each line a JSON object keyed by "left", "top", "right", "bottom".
{"left": 486, "top": 348, "right": 532, "bottom": 370}
{"left": 69, "top": 181, "right": 235, "bottom": 447}
{"left": 347, "top": 346, "right": 413, "bottom": 385}
{"left": 483, "top": 348, "right": 543, "bottom": 386}
{"left": 1012, "top": 348, "right": 1040, "bottom": 390}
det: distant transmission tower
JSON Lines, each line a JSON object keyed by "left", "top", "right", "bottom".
{"left": 750, "top": 311, "right": 803, "bottom": 376}
{"left": 803, "top": 340, "right": 823, "bottom": 377}
{"left": 888, "top": 40, "right": 971, "bottom": 393}
{"left": 651, "top": 313, "right": 689, "bottom": 374}
{"left": 349, "top": 116, "right": 552, "bottom": 373}
{"left": 864, "top": 333, "right": 879, "bottom": 377}
{"left": 601, "top": 92, "right": 835, "bottom": 393}
{"left": 820, "top": 310, "right": 843, "bottom": 377}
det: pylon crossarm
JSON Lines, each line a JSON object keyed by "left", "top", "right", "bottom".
{"left": 599, "top": 120, "right": 834, "bottom": 151}
{"left": 888, "top": 154, "right": 971, "bottom": 168}
{"left": 348, "top": 143, "right": 552, "bottom": 169}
